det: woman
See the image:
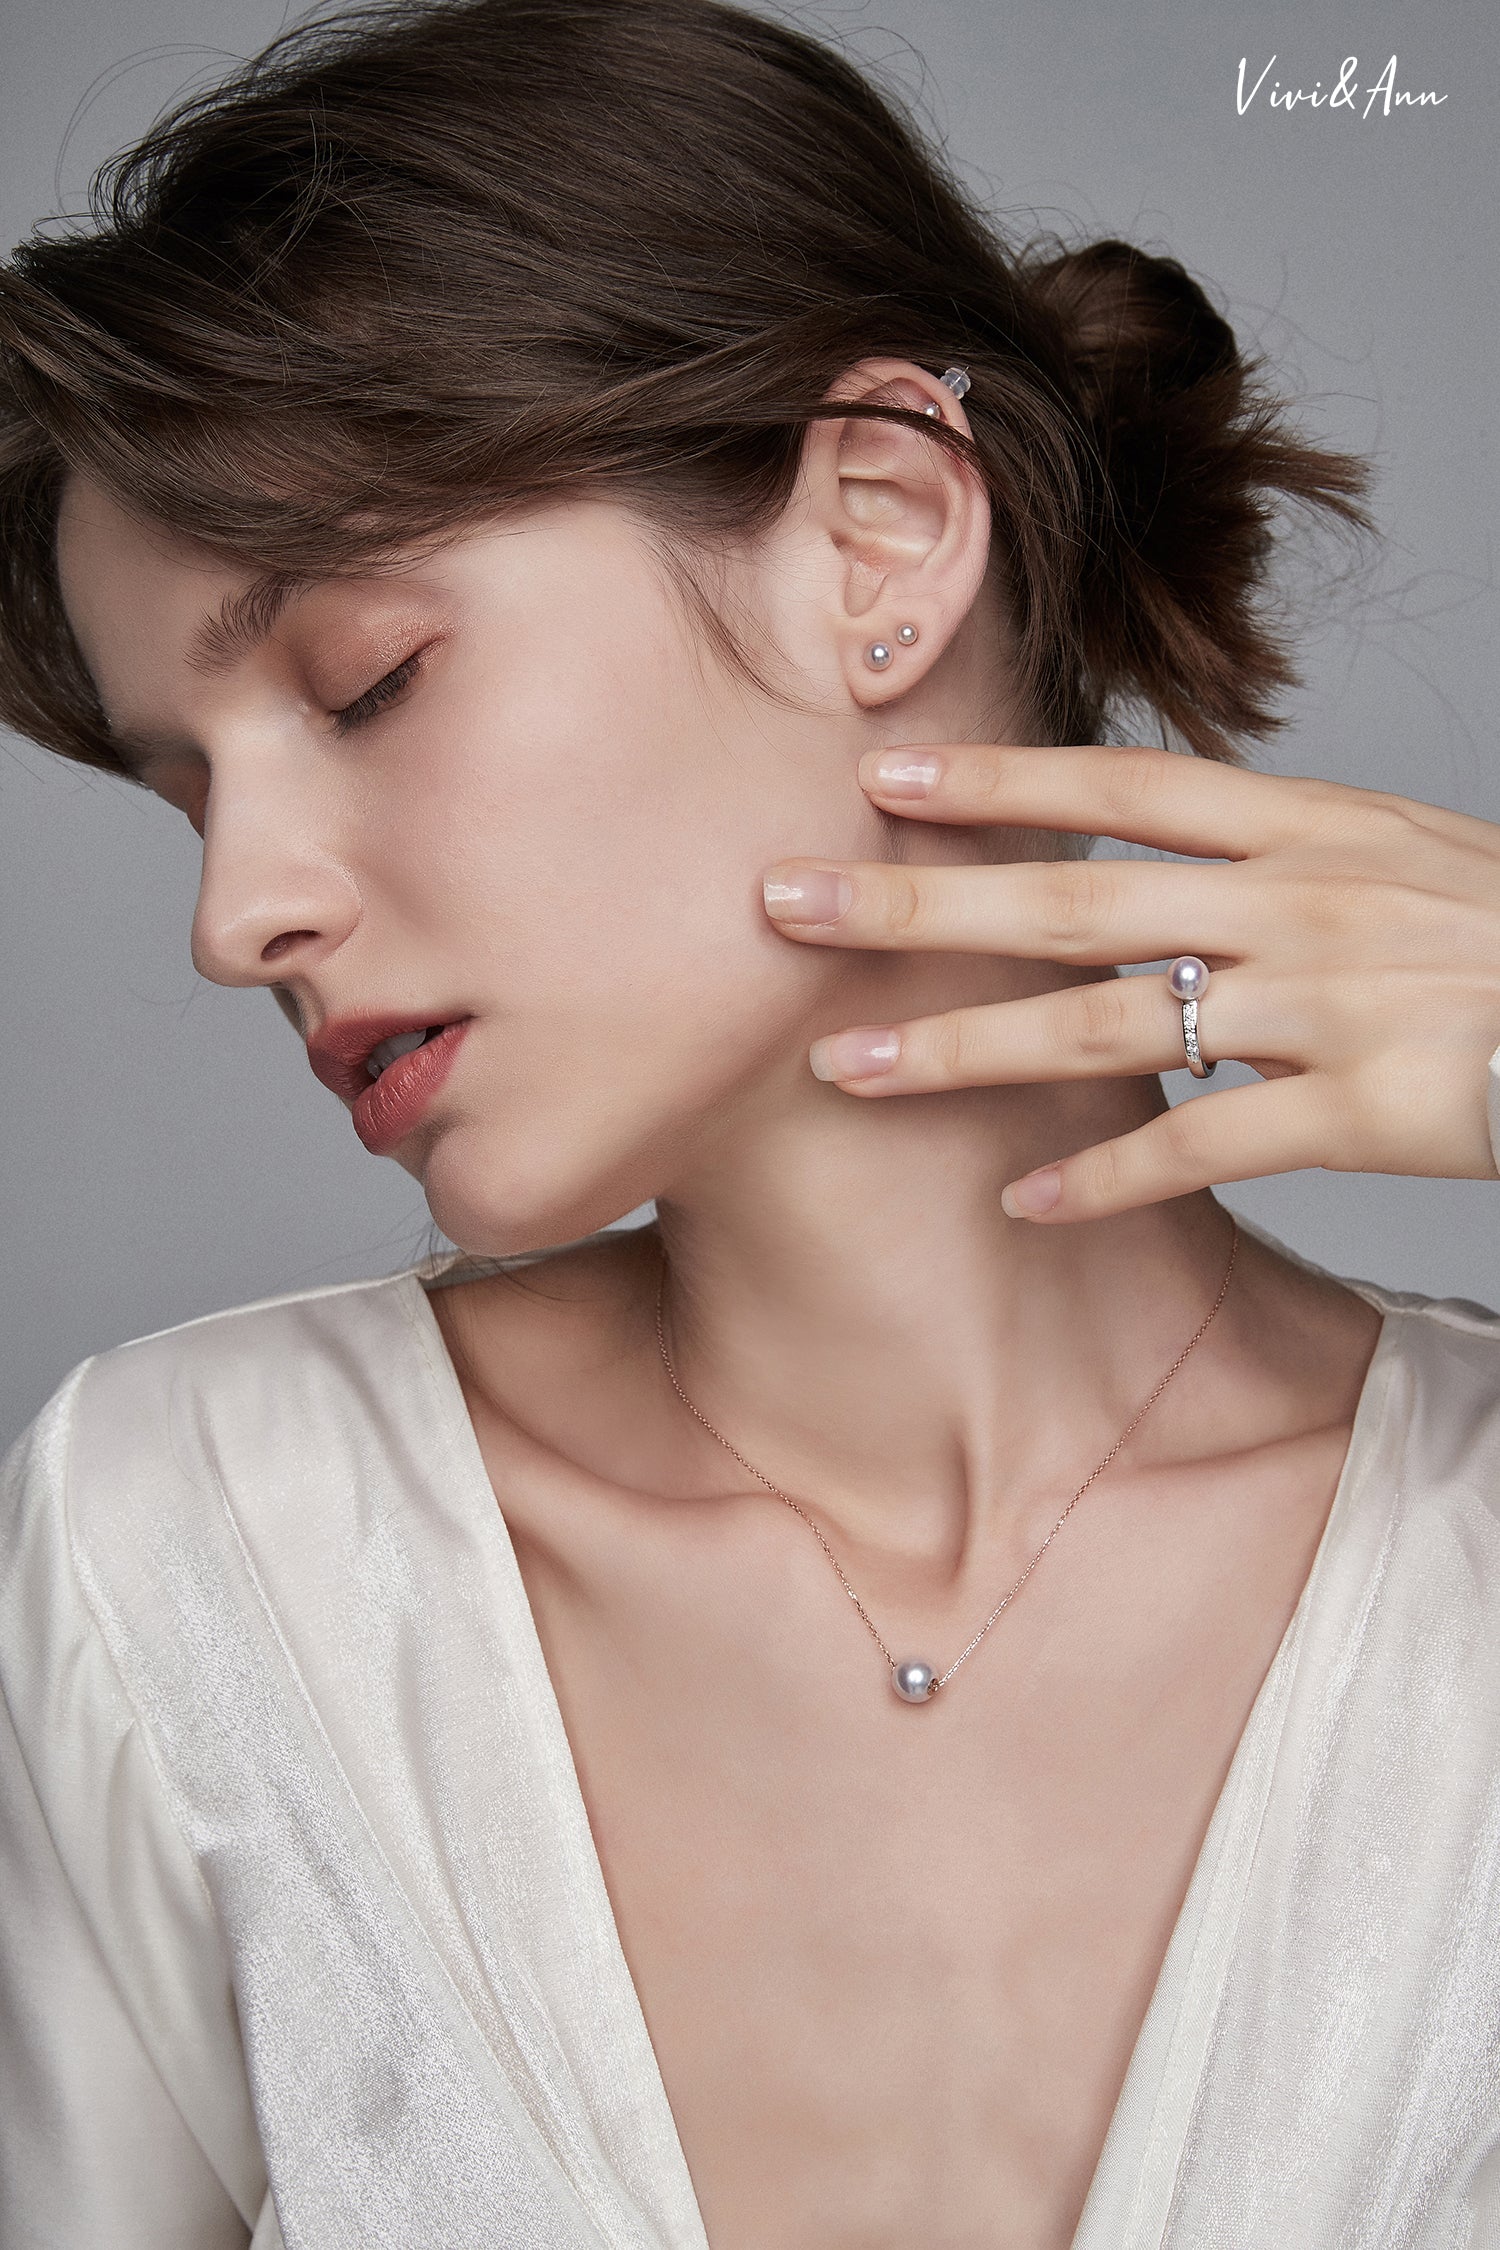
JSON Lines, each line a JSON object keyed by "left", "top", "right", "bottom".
{"left": 3, "top": 2, "right": 1500, "bottom": 2245}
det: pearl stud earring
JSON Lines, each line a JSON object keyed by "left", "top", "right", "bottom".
{"left": 866, "top": 624, "right": 919, "bottom": 670}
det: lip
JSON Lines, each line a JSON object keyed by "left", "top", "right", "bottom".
{"left": 307, "top": 1011, "right": 474, "bottom": 1155}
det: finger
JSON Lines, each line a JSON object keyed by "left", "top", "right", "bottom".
{"left": 807, "top": 968, "right": 1283, "bottom": 1094}
{"left": 856, "top": 741, "right": 1353, "bottom": 860}
{"left": 998, "top": 1074, "right": 1333, "bottom": 1224}
{"left": 762, "top": 852, "right": 1257, "bottom": 965}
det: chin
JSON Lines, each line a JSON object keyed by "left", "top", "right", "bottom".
{"left": 412, "top": 1111, "right": 666, "bottom": 1261}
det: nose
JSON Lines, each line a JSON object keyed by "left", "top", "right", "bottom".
{"left": 190, "top": 770, "right": 361, "bottom": 990}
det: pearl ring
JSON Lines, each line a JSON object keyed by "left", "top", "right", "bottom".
{"left": 1167, "top": 956, "right": 1216, "bottom": 1078}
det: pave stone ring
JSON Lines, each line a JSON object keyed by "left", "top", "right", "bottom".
{"left": 1167, "top": 956, "right": 1216, "bottom": 1078}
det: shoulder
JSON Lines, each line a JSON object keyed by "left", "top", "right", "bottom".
{"left": 1363, "top": 1284, "right": 1500, "bottom": 1501}
{"left": 0, "top": 1263, "right": 450, "bottom": 1661}
{"left": 0, "top": 1260, "right": 480, "bottom": 1907}
{"left": 1327, "top": 1285, "right": 1500, "bottom": 1690}
{"left": 10, "top": 1258, "right": 433, "bottom": 1455}
{"left": 1240, "top": 1214, "right": 1500, "bottom": 1505}
{"left": 69, "top": 1258, "right": 438, "bottom": 1433}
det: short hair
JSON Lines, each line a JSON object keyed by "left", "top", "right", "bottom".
{"left": 0, "top": 0, "right": 1370, "bottom": 774}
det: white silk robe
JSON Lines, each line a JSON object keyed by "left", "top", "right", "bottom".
{"left": 5, "top": 1215, "right": 1500, "bottom": 2247}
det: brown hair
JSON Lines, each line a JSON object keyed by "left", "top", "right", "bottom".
{"left": 0, "top": 0, "right": 1370, "bottom": 776}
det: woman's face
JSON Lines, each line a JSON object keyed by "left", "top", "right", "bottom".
{"left": 56, "top": 474, "right": 968, "bottom": 1254}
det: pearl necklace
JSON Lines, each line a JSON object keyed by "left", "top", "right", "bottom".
{"left": 654, "top": 1220, "right": 1240, "bottom": 1703}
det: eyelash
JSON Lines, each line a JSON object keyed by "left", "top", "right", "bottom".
{"left": 332, "top": 650, "right": 425, "bottom": 734}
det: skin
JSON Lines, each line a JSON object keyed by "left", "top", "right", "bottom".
{"left": 781, "top": 743, "right": 1500, "bottom": 1219}
{"left": 58, "top": 350, "right": 1491, "bottom": 2243}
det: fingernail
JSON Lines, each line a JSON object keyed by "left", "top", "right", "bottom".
{"left": 1001, "top": 1166, "right": 1062, "bottom": 1218}
{"left": 763, "top": 866, "right": 852, "bottom": 924}
{"left": 863, "top": 750, "right": 943, "bottom": 798}
{"left": 809, "top": 1027, "right": 901, "bottom": 1082}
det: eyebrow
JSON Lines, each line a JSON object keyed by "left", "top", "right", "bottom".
{"left": 103, "top": 570, "right": 304, "bottom": 777}
{"left": 184, "top": 569, "right": 305, "bottom": 676}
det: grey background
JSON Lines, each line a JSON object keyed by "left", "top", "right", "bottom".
{"left": 2, "top": 0, "right": 1495, "bottom": 1450}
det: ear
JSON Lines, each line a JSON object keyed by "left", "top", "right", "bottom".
{"left": 797, "top": 357, "right": 992, "bottom": 710}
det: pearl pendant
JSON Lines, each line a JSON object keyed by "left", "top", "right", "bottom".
{"left": 892, "top": 1659, "right": 939, "bottom": 1702}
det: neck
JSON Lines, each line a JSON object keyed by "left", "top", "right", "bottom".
{"left": 651, "top": 968, "right": 1240, "bottom": 1565}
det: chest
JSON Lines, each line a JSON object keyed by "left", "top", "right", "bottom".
{"left": 494, "top": 1447, "right": 1341, "bottom": 2250}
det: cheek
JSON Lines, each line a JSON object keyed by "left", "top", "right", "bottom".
{"left": 376, "top": 660, "right": 874, "bottom": 1249}
{"left": 377, "top": 623, "right": 816, "bottom": 1039}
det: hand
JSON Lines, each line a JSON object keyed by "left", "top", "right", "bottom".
{"left": 760, "top": 743, "right": 1500, "bottom": 1223}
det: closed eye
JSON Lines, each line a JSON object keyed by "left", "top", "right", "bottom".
{"left": 332, "top": 650, "right": 425, "bottom": 734}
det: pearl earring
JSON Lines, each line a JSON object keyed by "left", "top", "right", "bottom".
{"left": 866, "top": 624, "right": 919, "bottom": 670}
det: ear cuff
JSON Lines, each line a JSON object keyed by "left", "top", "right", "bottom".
{"left": 922, "top": 365, "right": 972, "bottom": 417}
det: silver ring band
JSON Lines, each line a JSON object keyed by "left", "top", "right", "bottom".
{"left": 1166, "top": 956, "right": 1217, "bottom": 1079}
{"left": 1181, "top": 996, "right": 1215, "bottom": 1078}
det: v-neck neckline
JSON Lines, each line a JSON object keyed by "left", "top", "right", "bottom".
{"left": 396, "top": 1250, "right": 1406, "bottom": 2249}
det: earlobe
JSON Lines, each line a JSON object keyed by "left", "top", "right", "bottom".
{"left": 864, "top": 623, "right": 920, "bottom": 671}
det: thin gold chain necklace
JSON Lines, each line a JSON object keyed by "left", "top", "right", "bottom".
{"left": 654, "top": 1220, "right": 1240, "bottom": 1703}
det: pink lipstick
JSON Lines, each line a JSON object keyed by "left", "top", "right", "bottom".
{"left": 307, "top": 1012, "right": 473, "bottom": 1155}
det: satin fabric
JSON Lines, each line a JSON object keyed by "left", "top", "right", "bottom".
{"left": 4, "top": 1225, "right": 1500, "bottom": 2248}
